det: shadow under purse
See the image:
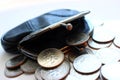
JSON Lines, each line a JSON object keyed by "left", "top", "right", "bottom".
{"left": 1, "top": 9, "right": 83, "bottom": 54}
{"left": 18, "top": 10, "right": 93, "bottom": 60}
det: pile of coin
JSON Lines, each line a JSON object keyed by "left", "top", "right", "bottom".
{"left": 88, "top": 26, "right": 114, "bottom": 50}
{"left": 4, "top": 54, "right": 40, "bottom": 78}
{"left": 4, "top": 24, "right": 120, "bottom": 80}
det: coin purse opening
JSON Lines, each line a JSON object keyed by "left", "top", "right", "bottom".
{"left": 18, "top": 17, "right": 90, "bottom": 60}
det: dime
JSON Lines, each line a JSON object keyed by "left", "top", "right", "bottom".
{"left": 95, "top": 48, "right": 120, "bottom": 65}
{"left": 4, "top": 68, "right": 23, "bottom": 78}
{"left": 40, "top": 60, "right": 70, "bottom": 80}
{"left": 66, "top": 33, "right": 90, "bottom": 46}
{"left": 88, "top": 38, "right": 112, "bottom": 50}
{"left": 21, "top": 59, "right": 39, "bottom": 74}
{"left": 37, "top": 48, "right": 64, "bottom": 68}
{"left": 34, "top": 67, "right": 43, "bottom": 80}
{"left": 73, "top": 54, "right": 101, "bottom": 73}
{"left": 5, "top": 54, "right": 27, "bottom": 69}
{"left": 92, "top": 27, "right": 114, "bottom": 43}
{"left": 101, "top": 62, "right": 120, "bottom": 80}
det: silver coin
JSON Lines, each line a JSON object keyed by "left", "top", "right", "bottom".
{"left": 4, "top": 68, "right": 23, "bottom": 78}
{"left": 5, "top": 54, "right": 27, "bottom": 69}
{"left": 21, "top": 59, "right": 39, "bottom": 74}
{"left": 95, "top": 48, "right": 120, "bottom": 65}
{"left": 101, "top": 62, "right": 120, "bottom": 80}
{"left": 66, "top": 63, "right": 100, "bottom": 80}
{"left": 92, "top": 27, "right": 114, "bottom": 43}
{"left": 40, "top": 60, "right": 70, "bottom": 80}
{"left": 73, "top": 54, "right": 101, "bottom": 73}
{"left": 34, "top": 67, "right": 43, "bottom": 80}
{"left": 68, "top": 47, "right": 93, "bottom": 62}
{"left": 88, "top": 38, "right": 112, "bottom": 50}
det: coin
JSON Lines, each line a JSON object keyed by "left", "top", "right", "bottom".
{"left": 21, "top": 59, "right": 39, "bottom": 74}
{"left": 34, "top": 67, "right": 43, "bottom": 80}
{"left": 40, "top": 60, "right": 70, "bottom": 80}
{"left": 88, "top": 38, "right": 112, "bottom": 50}
{"left": 66, "top": 33, "right": 90, "bottom": 46}
{"left": 101, "top": 62, "right": 120, "bottom": 80}
{"left": 73, "top": 54, "right": 101, "bottom": 73}
{"left": 95, "top": 48, "right": 120, "bottom": 65}
{"left": 4, "top": 68, "right": 23, "bottom": 78}
{"left": 5, "top": 54, "right": 27, "bottom": 69}
{"left": 66, "top": 63, "right": 100, "bottom": 80}
{"left": 68, "top": 47, "right": 93, "bottom": 62}
{"left": 113, "top": 35, "right": 120, "bottom": 48}
{"left": 92, "top": 27, "right": 114, "bottom": 43}
{"left": 37, "top": 48, "right": 64, "bottom": 68}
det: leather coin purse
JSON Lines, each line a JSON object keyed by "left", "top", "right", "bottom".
{"left": 1, "top": 9, "right": 93, "bottom": 60}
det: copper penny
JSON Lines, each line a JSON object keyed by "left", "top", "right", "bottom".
{"left": 88, "top": 38, "right": 112, "bottom": 50}
{"left": 5, "top": 54, "right": 27, "bottom": 69}
{"left": 95, "top": 48, "right": 120, "bottom": 65}
{"left": 40, "top": 60, "right": 70, "bottom": 80}
{"left": 4, "top": 68, "right": 23, "bottom": 78}
{"left": 66, "top": 33, "right": 90, "bottom": 46}
{"left": 101, "top": 62, "right": 120, "bottom": 80}
{"left": 21, "top": 59, "right": 39, "bottom": 74}
{"left": 73, "top": 54, "right": 101, "bottom": 73}
{"left": 37, "top": 48, "right": 64, "bottom": 68}
{"left": 34, "top": 67, "right": 43, "bottom": 80}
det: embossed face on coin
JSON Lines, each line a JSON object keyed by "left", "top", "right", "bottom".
{"left": 37, "top": 48, "right": 64, "bottom": 68}
{"left": 73, "top": 54, "right": 101, "bottom": 73}
{"left": 40, "top": 60, "right": 70, "bottom": 80}
{"left": 66, "top": 33, "right": 90, "bottom": 46}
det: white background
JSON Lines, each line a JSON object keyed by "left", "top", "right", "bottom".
{"left": 0, "top": 0, "right": 120, "bottom": 80}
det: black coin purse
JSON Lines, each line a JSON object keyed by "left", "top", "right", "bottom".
{"left": 1, "top": 9, "right": 93, "bottom": 60}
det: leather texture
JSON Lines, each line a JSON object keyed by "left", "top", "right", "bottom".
{"left": 18, "top": 12, "right": 91, "bottom": 60}
{"left": 1, "top": 9, "right": 80, "bottom": 54}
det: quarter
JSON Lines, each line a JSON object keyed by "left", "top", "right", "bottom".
{"left": 37, "top": 48, "right": 64, "bottom": 68}
{"left": 40, "top": 60, "right": 70, "bottom": 80}
{"left": 73, "top": 54, "right": 101, "bottom": 73}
